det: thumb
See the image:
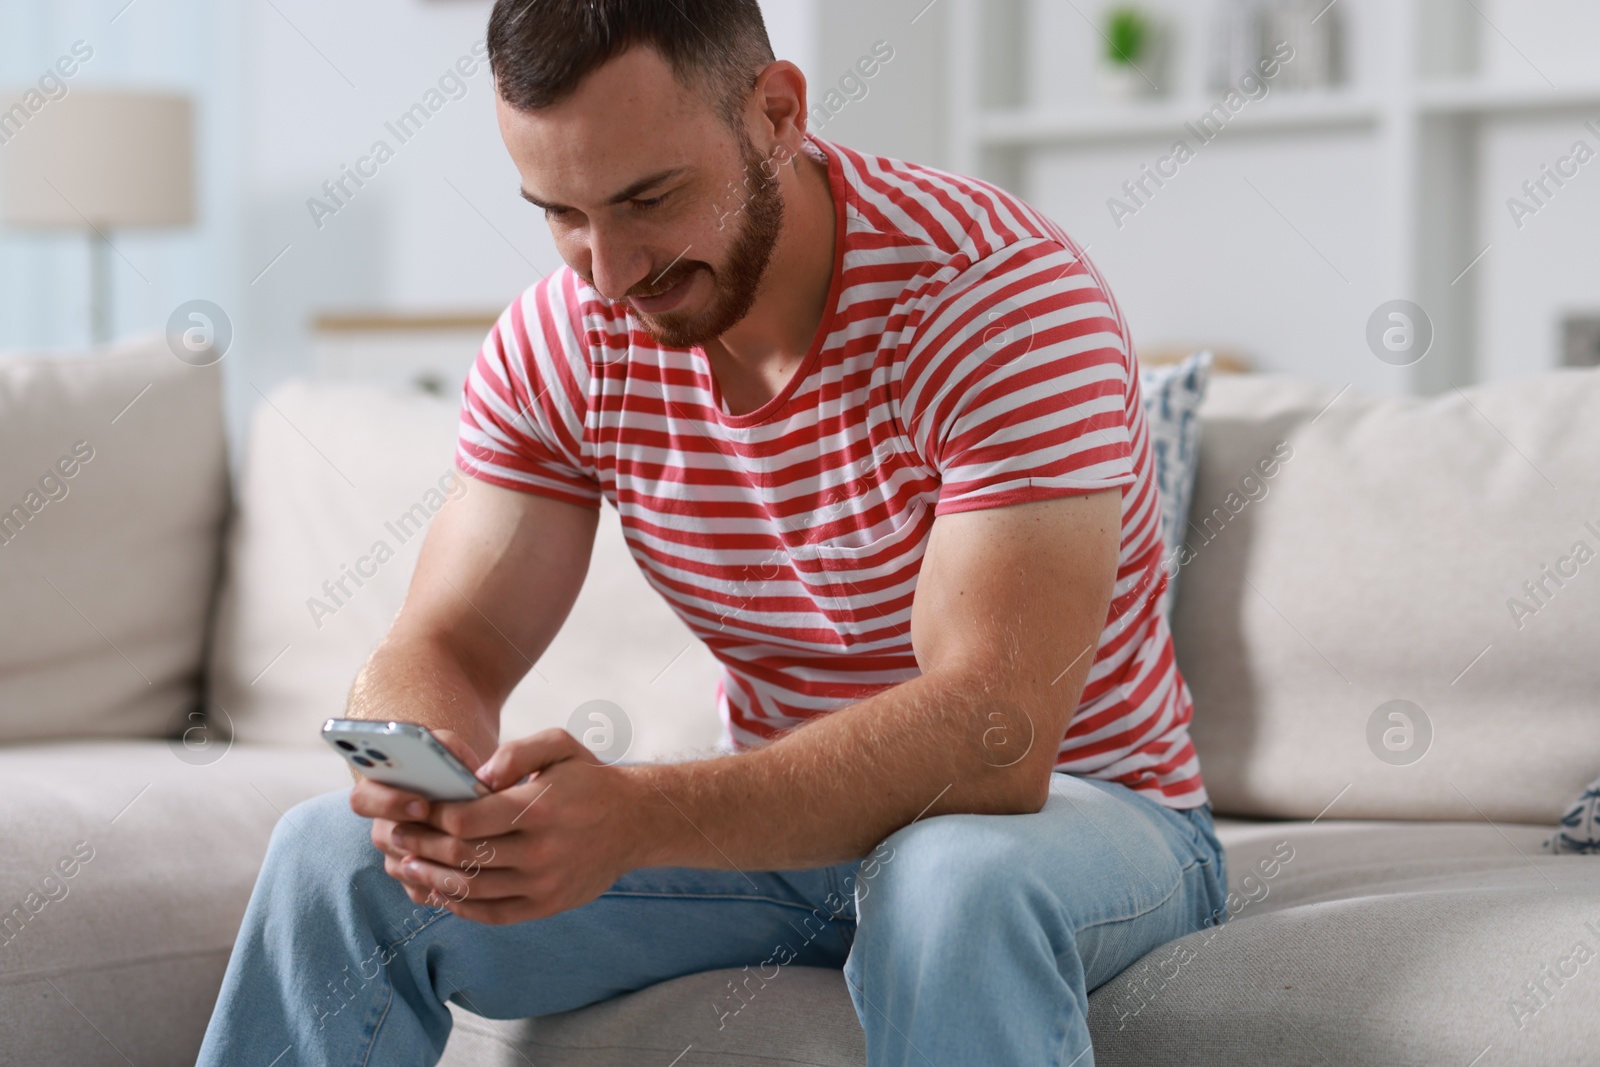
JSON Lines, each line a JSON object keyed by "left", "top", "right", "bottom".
{"left": 429, "top": 727, "right": 487, "bottom": 771}
{"left": 476, "top": 728, "right": 591, "bottom": 791}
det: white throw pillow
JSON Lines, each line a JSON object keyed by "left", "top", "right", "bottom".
{"left": 0, "top": 335, "right": 228, "bottom": 742}
{"left": 207, "top": 380, "right": 725, "bottom": 760}
{"left": 1174, "top": 367, "right": 1600, "bottom": 825}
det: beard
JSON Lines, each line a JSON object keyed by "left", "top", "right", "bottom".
{"left": 625, "top": 133, "right": 785, "bottom": 349}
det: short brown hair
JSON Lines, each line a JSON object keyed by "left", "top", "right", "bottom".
{"left": 486, "top": 0, "right": 775, "bottom": 123}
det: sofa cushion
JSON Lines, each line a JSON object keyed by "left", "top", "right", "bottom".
{"left": 442, "top": 966, "right": 865, "bottom": 1067}
{"left": 1546, "top": 773, "right": 1600, "bottom": 854}
{"left": 207, "top": 380, "right": 725, "bottom": 759}
{"left": 1086, "top": 817, "right": 1600, "bottom": 1065}
{"left": 0, "top": 335, "right": 227, "bottom": 743}
{"left": 0, "top": 740, "right": 348, "bottom": 1066}
{"left": 1173, "top": 369, "right": 1600, "bottom": 824}
{"left": 435, "top": 818, "right": 1600, "bottom": 1067}
{"left": 1138, "top": 350, "right": 1213, "bottom": 617}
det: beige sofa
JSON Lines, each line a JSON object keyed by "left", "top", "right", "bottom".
{"left": 2, "top": 336, "right": 1597, "bottom": 1066}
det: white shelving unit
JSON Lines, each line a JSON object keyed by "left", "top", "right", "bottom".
{"left": 945, "top": 0, "right": 1600, "bottom": 394}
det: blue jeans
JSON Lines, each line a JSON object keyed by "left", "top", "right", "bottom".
{"left": 197, "top": 771, "right": 1227, "bottom": 1066}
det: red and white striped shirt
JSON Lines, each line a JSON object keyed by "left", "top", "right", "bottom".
{"left": 457, "top": 136, "right": 1206, "bottom": 809}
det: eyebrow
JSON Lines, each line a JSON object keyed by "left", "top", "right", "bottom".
{"left": 519, "top": 167, "right": 690, "bottom": 212}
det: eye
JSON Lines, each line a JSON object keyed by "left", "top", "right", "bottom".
{"left": 630, "top": 192, "right": 669, "bottom": 212}
{"left": 543, "top": 206, "right": 573, "bottom": 222}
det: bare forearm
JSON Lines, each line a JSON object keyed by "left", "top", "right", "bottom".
{"left": 345, "top": 630, "right": 500, "bottom": 763}
{"left": 630, "top": 670, "right": 1054, "bottom": 871}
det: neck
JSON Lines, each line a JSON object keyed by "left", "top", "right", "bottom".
{"left": 710, "top": 147, "right": 836, "bottom": 370}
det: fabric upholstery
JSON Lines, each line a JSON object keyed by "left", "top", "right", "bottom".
{"left": 1138, "top": 349, "right": 1213, "bottom": 616}
{"left": 0, "top": 741, "right": 348, "bottom": 1066}
{"left": 433, "top": 817, "right": 1600, "bottom": 1066}
{"left": 0, "top": 335, "right": 227, "bottom": 744}
{"left": 11, "top": 362, "right": 1600, "bottom": 1066}
{"left": 1172, "top": 369, "right": 1600, "bottom": 825}
{"left": 206, "top": 380, "right": 725, "bottom": 759}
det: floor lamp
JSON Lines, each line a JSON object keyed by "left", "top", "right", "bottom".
{"left": 1, "top": 89, "right": 194, "bottom": 345}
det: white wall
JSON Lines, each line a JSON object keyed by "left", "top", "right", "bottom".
{"left": 5, "top": 0, "right": 1598, "bottom": 412}
{"left": 0, "top": 0, "right": 246, "bottom": 359}
{"left": 1011, "top": 0, "right": 1394, "bottom": 392}
{"left": 806, "top": 0, "right": 950, "bottom": 169}
{"left": 0, "top": 0, "right": 826, "bottom": 447}
{"left": 1471, "top": 1, "right": 1600, "bottom": 381}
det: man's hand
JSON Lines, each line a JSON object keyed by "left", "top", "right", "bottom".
{"left": 351, "top": 729, "right": 647, "bottom": 924}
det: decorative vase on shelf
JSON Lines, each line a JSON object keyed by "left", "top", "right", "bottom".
{"left": 1206, "top": 0, "right": 1343, "bottom": 93}
{"left": 1262, "top": 0, "right": 1343, "bottom": 91}
{"left": 1206, "top": 0, "right": 1265, "bottom": 91}
{"left": 1097, "top": 6, "right": 1166, "bottom": 101}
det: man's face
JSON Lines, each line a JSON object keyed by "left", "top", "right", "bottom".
{"left": 497, "top": 47, "right": 785, "bottom": 348}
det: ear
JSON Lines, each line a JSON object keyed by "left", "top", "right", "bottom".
{"left": 749, "top": 60, "right": 809, "bottom": 160}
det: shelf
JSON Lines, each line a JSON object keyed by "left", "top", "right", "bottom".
{"left": 948, "top": 0, "right": 1600, "bottom": 394}
{"left": 974, "top": 91, "right": 1381, "bottom": 147}
{"left": 1417, "top": 80, "right": 1600, "bottom": 117}
{"left": 972, "top": 83, "right": 1600, "bottom": 149}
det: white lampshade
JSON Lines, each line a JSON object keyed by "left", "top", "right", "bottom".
{"left": 0, "top": 89, "right": 194, "bottom": 229}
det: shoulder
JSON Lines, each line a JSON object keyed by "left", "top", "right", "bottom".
{"left": 907, "top": 238, "right": 1130, "bottom": 376}
{"left": 823, "top": 137, "right": 1073, "bottom": 267}
{"left": 823, "top": 139, "right": 1126, "bottom": 360}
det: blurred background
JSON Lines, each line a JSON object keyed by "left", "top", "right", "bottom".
{"left": 3, "top": 0, "right": 1600, "bottom": 445}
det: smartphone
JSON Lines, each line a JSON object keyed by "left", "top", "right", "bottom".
{"left": 322, "top": 719, "right": 492, "bottom": 802}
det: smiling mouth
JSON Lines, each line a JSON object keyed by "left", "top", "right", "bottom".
{"left": 627, "top": 268, "right": 699, "bottom": 315}
{"left": 632, "top": 263, "right": 696, "bottom": 298}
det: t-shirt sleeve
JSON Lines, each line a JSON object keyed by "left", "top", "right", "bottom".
{"left": 454, "top": 271, "right": 603, "bottom": 510}
{"left": 901, "top": 240, "right": 1138, "bottom": 516}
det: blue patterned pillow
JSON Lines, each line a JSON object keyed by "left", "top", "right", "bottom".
{"left": 1544, "top": 775, "right": 1600, "bottom": 854}
{"left": 1139, "top": 350, "right": 1214, "bottom": 619}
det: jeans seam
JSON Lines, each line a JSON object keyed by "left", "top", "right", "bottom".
{"left": 1074, "top": 851, "right": 1213, "bottom": 937}
{"left": 356, "top": 969, "right": 395, "bottom": 1067}
{"left": 386, "top": 907, "right": 452, "bottom": 952}
{"left": 825, "top": 864, "right": 843, "bottom": 913}
{"left": 601, "top": 889, "right": 842, "bottom": 916}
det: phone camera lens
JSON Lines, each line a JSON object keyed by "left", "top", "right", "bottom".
{"left": 335, "top": 740, "right": 357, "bottom": 751}
{"left": 352, "top": 756, "right": 373, "bottom": 768}
{"left": 364, "top": 749, "right": 388, "bottom": 762}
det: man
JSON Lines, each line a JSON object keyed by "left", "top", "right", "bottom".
{"left": 198, "top": 2, "right": 1227, "bottom": 1064}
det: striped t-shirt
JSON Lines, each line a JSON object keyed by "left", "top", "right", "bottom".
{"left": 456, "top": 136, "right": 1206, "bottom": 809}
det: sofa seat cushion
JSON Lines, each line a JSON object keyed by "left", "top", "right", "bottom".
{"left": 0, "top": 741, "right": 349, "bottom": 1066}
{"left": 438, "top": 817, "right": 1600, "bottom": 1067}
{"left": 442, "top": 966, "right": 864, "bottom": 1067}
{"left": 1093, "top": 817, "right": 1600, "bottom": 1065}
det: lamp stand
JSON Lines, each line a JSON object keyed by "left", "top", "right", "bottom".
{"left": 89, "top": 229, "right": 112, "bottom": 346}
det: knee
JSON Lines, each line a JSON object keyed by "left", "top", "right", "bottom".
{"left": 854, "top": 815, "right": 1048, "bottom": 931}
{"left": 264, "top": 788, "right": 384, "bottom": 883}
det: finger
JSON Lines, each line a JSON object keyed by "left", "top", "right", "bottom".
{"left": 350, "top": 778, "right": 431, "bottom": 823}
{"left": 384, "top": 822, "right": 512, "bottom": 870}
{"left": 370, "top": 816, "right": 447, "bottom": 861}
{"left": 395, "top": 855, "right": 532, "bottom": 903}
{"left": 431, "top": 727, "right": 488, "bottom": 772}
{"left": 383, "top": 853, "right": 465, "bottom": 910}
{"left": 475, "top": 728, "right": 589, "bottom": 791}
{"left": 426, "top": 774, "right": 556, "bottom": 840}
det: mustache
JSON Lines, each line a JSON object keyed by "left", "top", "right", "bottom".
{"left": 626, "top": 260, "right": 706, "bottom": 301}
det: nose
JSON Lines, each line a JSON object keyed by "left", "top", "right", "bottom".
{"left": 581, "top": 221, "right": 650, "bottom": 302}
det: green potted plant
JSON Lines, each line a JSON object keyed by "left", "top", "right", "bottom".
{"left": 1099, "top": 5, "right": 1160, "bottom": 100}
